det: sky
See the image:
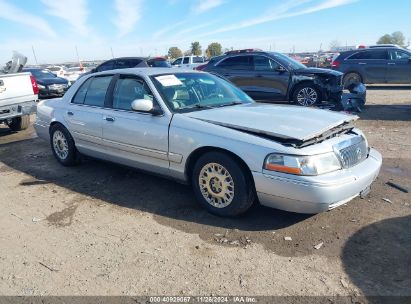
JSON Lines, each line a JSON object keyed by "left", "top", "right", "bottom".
{"left": 0, "top": 0, "right": 410, "bottom": 64}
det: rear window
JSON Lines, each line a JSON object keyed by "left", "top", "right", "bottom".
{"left": 193, "top": 57, "right": 204, "bottom": 63}
{"left": 348, "top": 50, "right": 388, "bottom": 60}
{"left": 116, "top": 59, "right": 142, "bottom": 69}
{"left": 72, "top": 76, "right": 112, "bottom": 107}
{"left": 217, "top": 56, "right": 252, "bottom": 70}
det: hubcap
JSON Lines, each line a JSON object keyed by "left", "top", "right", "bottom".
{"left": 53, "top": 130, "right": 69, "bottom": 160}
{"left": 199, "top": 163, "right": 234, "bottom": 208}
{"left": 297, "top": 87, "right": 318, "bottom": 106}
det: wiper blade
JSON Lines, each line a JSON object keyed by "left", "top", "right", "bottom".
{"left": 215, "top": 101, "right": 244, "bottom": 108}
{"left": 180, "top": 103, "right": 213, "bottom": 110}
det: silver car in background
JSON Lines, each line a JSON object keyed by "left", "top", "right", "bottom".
{"left": 34, "top": 68, "right": 382, "bottom": 217}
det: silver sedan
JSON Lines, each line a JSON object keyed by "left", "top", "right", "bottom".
{"left": 34, "top": 68, "right": 382, "bottom": 216}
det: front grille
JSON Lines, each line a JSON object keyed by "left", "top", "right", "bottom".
{"left": 49, "top": 84, "right": 67, "bottom": 90}
{"left": 335, "top": 136, "right": 368, "bottom": 168}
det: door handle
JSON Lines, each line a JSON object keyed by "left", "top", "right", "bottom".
{"left": 256, "top": 75, "right": 263, "bottom": 78}
{"left": 388, "top": 63, "right": 396, "bottom": 65}
{"left": 104, "top": 116, "right": 115, "bottom": 122}
{"left": 67, "top": 111, "right": 74, "bottom": 116}
{"left": 358, "top": 62, "right": 367, "bottom": 65}
{"left": 0, "top": 80, "right": 4, "bottom": 86}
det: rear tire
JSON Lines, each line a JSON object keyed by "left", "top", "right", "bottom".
{"left": 7, "top": 115, "right": 30, "bottom": 131}
{"left": 343, "top": 72, "right": 362, "bottom": 89}
{"left": 50, "top": 124, "right": 79, "bottom": 166}
{"left": 292, "top": 83, "right": 321, "bottom": 106}
{"left": 192, "top": 152, "right": 255, "bottom": 217}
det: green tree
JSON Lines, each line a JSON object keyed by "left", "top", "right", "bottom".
{"left": 168, "top": 47, "right": 183, "bottom": 59}
{"left": 391, "top": 31, "right": 406, "bottom": 46}
{"left": 377, "top": 31, "right": 406, "bottom": 46}
{"left": 190, "top": 41, "right": 202, "bottom": 56}
{"left": 206, "top": 42, "right": 223, "bottom": 58}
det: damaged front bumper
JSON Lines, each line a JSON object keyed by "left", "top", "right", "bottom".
{"left": 253, "top": 148, "right": 382, "bottom": 214}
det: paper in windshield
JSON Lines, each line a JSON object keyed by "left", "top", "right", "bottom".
{"left": 155, "top": 75, "right": 182, "bottom": 87}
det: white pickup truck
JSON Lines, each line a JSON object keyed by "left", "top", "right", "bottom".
{"left": 171, "top": 56, "right": 207, "bottom": 69}
{"left": 0, "top": 52, "right": 38, "bottom": 131}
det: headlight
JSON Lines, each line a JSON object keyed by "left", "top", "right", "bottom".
{"left": 264, "top": 152, "right": 341, "bottom": 176}
{"left": 37, "top": 84, "right": 46, "bottom": 89}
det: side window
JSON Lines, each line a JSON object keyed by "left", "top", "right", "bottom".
{"left": 83, "top": 76, "right": 113, "bottom": 107}
{"left": 183, "top": 57, "right": 190, "bottom": 64}
{"left": 349, "top": 51, "right": 388, "bottom": 60}
{"left": 72, "top": 77, "right": 93, "bottom": 104}
{"left": 391, "top": 51, "right": 411, "bottom": 60}
{"left": 253, "top": 56, "right": 280, "bottom": 71}
{"left": 217, "top": 56, "right": 252, "bottom": 70}
{"left": 97, "top": 61, "right": 115, "bottom": 72}
{"left": 173, "top": 58, "right": 182, "bottom": 65}
{"left": 193, "top": 57, "right": 204, "bottom": 63}
{"left": 116, "top": 59, "right": 142, "bottom": 69}
{"left": 112, "top": 77, "right": 154, "bottom": 111}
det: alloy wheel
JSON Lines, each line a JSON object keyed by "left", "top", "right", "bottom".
{"left": 296, "top": 87, "right": 318, "bottom": 106}
{"left": 52, "top": 130, "right": 69, "bottom": 160}
{"left": 198, "top": 162, "right": 235, "bottom": 208}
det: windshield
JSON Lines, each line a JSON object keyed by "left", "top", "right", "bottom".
{"left": 28, "top": 69, "right": 57, "bottom": 79}
{"left": 271, "top": 52, "right": 307, "bottom": 70}
{"left": 151, "top": 72, "right": 253, "bottom": 113}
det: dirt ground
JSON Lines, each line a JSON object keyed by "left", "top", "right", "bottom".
{"left": 0, "top": 86, "right": 410, "bottom": 298}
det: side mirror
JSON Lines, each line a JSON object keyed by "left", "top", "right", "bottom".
{"left": 131, "top": 99, "right": 162, "bottom": 115}
{"left": 275, "top": 66, "right": 286, "bottom": 73}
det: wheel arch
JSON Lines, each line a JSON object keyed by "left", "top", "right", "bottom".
{"left": 185, "top": 146, "right": 256, "bottom": 189}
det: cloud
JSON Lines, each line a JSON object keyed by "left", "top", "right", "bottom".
{"left": 114, "top": 0, "right": 144, "bottom": 37}
{"left": 200, "top": 0, "right": 357, "bottom": 36}
{"left": 0, "top": 0, "right": 55, "bottom": 37}
{"left": 41, "top": 0, "right": 89, "bottom": 36}
{"left": 192, "top": 0, "right": 225, "bottom": 14}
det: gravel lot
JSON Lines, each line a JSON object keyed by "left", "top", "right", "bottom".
{"left": 0, "top": 87, "right": 410, "bottom": 298}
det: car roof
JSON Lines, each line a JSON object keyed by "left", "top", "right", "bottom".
{"left": 92, "top": 67, "right": 201, "bottom": 77}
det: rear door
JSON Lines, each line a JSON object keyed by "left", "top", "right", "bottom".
{"left": 346, "top": 50, "right": 388, "bottom": 83}
{"left": 214, "top": 55, "right": 255, "bottom": 95}
{"left": 387, "top": 50, "right": 411, "bottom": 83}
{"left": 250, "top": 55, "right": 290, "bottom": 100}
{"left": 101, "top": 74, "right": 171, "bottom": 174}
{"left": 64, "top": 75, "right": 113, "bottom": 154}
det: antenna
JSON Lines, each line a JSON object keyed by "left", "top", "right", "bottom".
{"left": 31, "top": 45, "right": 38, "bottom": 65}
{"left": 75, "top": 45, "right": 80, "bottom": 62}
{"left": 110, "top": 47, "right": 114, "bottom": 58}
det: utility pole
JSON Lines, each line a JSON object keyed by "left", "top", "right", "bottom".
{"left": 75, "top": 45, "right": 80, "bottom": 62}
{"left": 31, "top": 45, "right": 38, "bottom": 65}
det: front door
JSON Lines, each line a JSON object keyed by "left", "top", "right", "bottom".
{"left": 101, "top": 74, "right": 171, "bottom": 174}
{"left": 387, "top": 50, "right": 411, "bottom": 83}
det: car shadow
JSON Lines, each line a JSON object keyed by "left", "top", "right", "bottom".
{"left": 0, "top": 137, "right": 310, "bottom": 234}
{"left": 366, "top": 85, "right": 411, "bottom": 91}
{"left": 358, "top": 104, "right": 411, "bottom": 121}
{"left": 342, "top": 215, "right": 411, "bottom": 297}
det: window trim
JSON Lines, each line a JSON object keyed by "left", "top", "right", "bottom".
{"left": 346, "top": 50, "right": 389, "bottom": 61}
{"left": 252, "top": 54, "right": 284, "bottom": 72}
{"left": 107, "top": 74, "right": 163, "bottom": 115}
{"left": 70, "top": 74, "right": 115, "bottom": 109}
{"left": 216, "top": 54, "right": 254, "bottom": 71}
{"left": 390, "top": 50, "right": 411, "bottom": 61}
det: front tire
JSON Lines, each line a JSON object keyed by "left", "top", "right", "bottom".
{"left": 192, "top": 152, "right": 255, "bottom": 217}
{"left": 50, "top": 124, "right": 79, "bottom": 166}
{"left": 292, "top": 83, "right": 321, "bottom": 106}
{"left": 7, "top": 115, "right": 30, "bottom": 131}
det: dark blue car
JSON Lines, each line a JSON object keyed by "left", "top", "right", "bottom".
{"left": 23, "top": 68, "right": 69, "bottom": 99}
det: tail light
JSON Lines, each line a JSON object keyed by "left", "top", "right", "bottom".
{"left": 331, "top": 60, "right": 341, "bottom": 68}
{"left": 195, "top": 64, "right": 207, "bottom": 71}
{"left": 30, "top": 75, "right": 39, "bottom": 95}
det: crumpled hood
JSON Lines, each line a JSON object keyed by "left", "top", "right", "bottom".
{"left": 294, "top": 67, "right": 342, "bottom": 77}
{"left": 184, "top": 103, "right": 357, "bottom": 142}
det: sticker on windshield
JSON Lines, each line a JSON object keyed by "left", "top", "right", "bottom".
{"left": 155, "top": 75, "right": 182, "bottom": 87}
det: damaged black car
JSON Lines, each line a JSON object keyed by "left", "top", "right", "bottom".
{"left": 202, "top": 49, "right": 345, "bottom": 106}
